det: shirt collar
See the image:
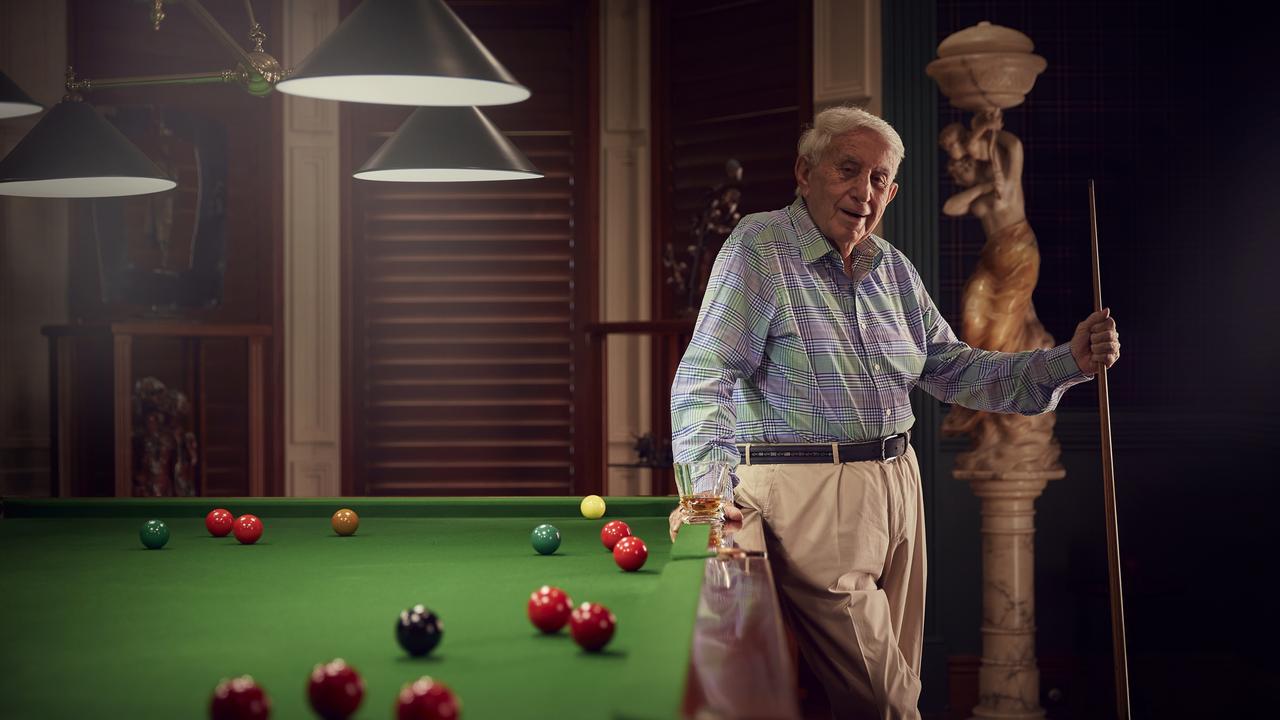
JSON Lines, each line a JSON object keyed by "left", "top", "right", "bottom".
{"left": 787, "top": 196, "right": 885, "bottom": 282}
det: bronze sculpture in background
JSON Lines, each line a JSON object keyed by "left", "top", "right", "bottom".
{"left": 938, "top": 108, "right": 1062, "bottom": 473}
{"left": 132, "top": 377, "right": 199, "bottom": 497}
{"left": 664, "top": 159, "right": 743, "bottom": 317}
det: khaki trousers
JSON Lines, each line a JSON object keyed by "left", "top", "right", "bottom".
{"left": 733, "top": 446, "right": 926, "bottom": 720}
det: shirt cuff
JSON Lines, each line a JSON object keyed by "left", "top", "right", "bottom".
{"left": 1045, "top": 342, "right": 1092, "bottom": 384}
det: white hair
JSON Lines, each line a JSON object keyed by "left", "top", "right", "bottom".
{"left": 797, "top": 106, "right": 905, "bottom": 179}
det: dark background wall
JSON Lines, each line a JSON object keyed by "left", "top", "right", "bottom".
{"left": 921, "top": 1, "right": 1278, "bottom": 717}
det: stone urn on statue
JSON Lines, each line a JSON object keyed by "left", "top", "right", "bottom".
{"left": 928, "top": 21, "right": 1059, "bottom": 720}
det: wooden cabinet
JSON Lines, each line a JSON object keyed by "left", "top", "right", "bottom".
{"left": 43, "top": 323, "right": 270, "bottom": 497}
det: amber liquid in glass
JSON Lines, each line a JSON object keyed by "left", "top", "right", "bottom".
{"left": 680, "top": 495, "right": 723, "bottom": 523}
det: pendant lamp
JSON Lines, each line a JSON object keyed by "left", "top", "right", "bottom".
{"left": 0, "top": 99, "right": 175, "bottom": 197}
{"left": 0, "top": 71, "right": 43, "bottom": 119}
{"left": 355, "top": 106, "right": 540, "bottom": 182}
{"left": 276, "top": 0, "right": 529, "bottom": 107}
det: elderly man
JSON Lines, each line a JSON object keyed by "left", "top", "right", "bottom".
{"left": 669, "top": 106, "right": 1119, "bottom": 719}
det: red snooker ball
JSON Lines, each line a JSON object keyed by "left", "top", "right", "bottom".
{"left": 206, "top": 508, "right": 234, "bottom": 537}
{"left": 308, "top": 659, "right": 364, "bottom": 720}
{"left": 527, "top": 585, "right": 573, "bottom": 633}
{"left": 612, "top": 535, "right": 648, "bottom": 572}
{"left": 600, "top": 520, "right": 631, "bottom": 551}
{"left": 210, "top": 675, "right": 271, "bottom": 720}
{"left": 233, "top": 514, "right": 263, "bottom": 545}
{"left": 569, "top": 602, "right": 616, "bottom": 652}
{"left": 396, "top": 676, "right": 460, "bottom": 720}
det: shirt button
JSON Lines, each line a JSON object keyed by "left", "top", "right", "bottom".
{"left": 860, "top": 321, "right": 867, "bottom": 329}
{"left": 873, "top": 363, "right": 881, "bottom": 371}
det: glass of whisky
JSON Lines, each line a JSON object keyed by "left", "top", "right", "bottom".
{"left": 674, "top": 463, "right": 732, "bottom": 525}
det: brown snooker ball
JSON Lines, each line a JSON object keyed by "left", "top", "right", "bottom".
{"left": 332, "top": 508, "right": 359, "bottom": 536}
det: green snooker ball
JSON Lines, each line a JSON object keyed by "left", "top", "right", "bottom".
{"left": 531, "top": 524, "right": 561, "bottom": 555}
{"left": 139, "top": 519, "right": 169, "bottom": 550}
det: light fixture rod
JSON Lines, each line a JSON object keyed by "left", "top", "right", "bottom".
{"left": 64, "top": 0, "right": 283, "bottom": 97}
{"left": 243, "top": 0, "right": 259, "bottom": 30}
{"left": 178, "top": 0, "right": 260, "bottom": 77}
{"left": 68, "top": 70, "right": 236, "bottom": 92}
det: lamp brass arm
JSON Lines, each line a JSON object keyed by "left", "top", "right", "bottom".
{"left": 64, "top": 0, "right": 286, "bottom": 98}
{"left": 66, "top": 69, "right": 238, "bottom": 93}
{"left": 178, "top": 0, "right": 259, "bottom": 78}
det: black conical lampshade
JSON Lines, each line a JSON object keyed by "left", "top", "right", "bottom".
{"left": 277, "top": 0, "right": 529, "bottom": 106}
{"left": 0, "top": 100, "right": 175, "bottom": 197}
{"left": 0, "top": 71, "right": 43, "bottom": 119}
{"left": 355, "top": 106, "right": 540, "bottom": 182}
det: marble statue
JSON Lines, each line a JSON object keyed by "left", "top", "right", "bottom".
{"left": 938, "top": 108, "right": 1062, "bottom": 473}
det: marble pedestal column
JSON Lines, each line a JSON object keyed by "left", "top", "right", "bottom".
{"left": 957, "top": 468, "right": 1064, "bottom": 720}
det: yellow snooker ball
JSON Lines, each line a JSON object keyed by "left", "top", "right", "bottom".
{"left": 331, "top": 508, "right": 359, "bottom": 536}
{"left": 580, "top": 495, "right": 606, "bottom": 519}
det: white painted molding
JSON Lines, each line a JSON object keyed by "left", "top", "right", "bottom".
{"left": 284, "top": 0, "right": 337, "bottom": 134}
{"left": 288, "top": 459, "right": 338, "bottom": 499}
{"left": 286, "top": 145, "right": 339, "bottom": 444}
{"left": 600, "top": 0, "right": 652, "bottom": 496}
{"left": 603, "top": 0, "right": 646, "bottom": 133}
{"left": 814, "top": 0, "right": 882, "bottom": 113}
{"left": 283, "top": 0, "right": 341, "bottom": 497}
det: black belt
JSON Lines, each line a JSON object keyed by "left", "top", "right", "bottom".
{"left": 737, "top": 431, "right": 911, "bottom": 465}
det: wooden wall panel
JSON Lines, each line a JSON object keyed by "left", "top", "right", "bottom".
{"left": 343, "top": 0, "right": 596, "bottom": 496}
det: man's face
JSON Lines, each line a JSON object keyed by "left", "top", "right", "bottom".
{"left": 795, "top": 128, "right": 900, "bottom": 248}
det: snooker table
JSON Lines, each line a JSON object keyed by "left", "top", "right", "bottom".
{"left": 0, "top": 497, "right": 797, "bottom": 720}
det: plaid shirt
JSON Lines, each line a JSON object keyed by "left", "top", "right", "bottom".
{"left": 671, "top": 197, "right": 1091, "bottom": 467}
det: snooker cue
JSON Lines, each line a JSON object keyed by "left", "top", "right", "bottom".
{"left": 1089, "top": 179, "right": 1131, "bottom": 719}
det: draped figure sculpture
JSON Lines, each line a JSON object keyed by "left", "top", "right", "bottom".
{"left": 939, "top": 108, "right": 1062, "bottom": 473}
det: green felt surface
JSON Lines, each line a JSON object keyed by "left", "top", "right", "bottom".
{"left": 605, "top": 525, "right": 716, "bottom": 720}
{"left": 0, "top": 498, "right": 704, "bottom": 720}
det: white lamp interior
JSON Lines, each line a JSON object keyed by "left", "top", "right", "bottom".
{"left": 276, "top": 75, "right": 529, "bottom": 106}
{"left": 0, "top": 101, "right": 42, "bottom": 119}
{"left": 0, "top": 176, "right": 177, "bottom": 198}
{"left": 353, "top": 167, "right": 542, "bottom": 182}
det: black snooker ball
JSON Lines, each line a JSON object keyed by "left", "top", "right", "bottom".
{"left": 396, "top": 604, "right": 443, "bottom": 658}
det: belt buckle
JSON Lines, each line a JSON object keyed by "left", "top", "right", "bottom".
{"left": 881, "top": 434, "right": 899, "bottom": 462}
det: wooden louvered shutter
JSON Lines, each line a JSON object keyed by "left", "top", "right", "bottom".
{"left": 342, "top": 0, "right": 596, "bottom": 495}
{"left": 654, "top": 0, "right": 813, "bottom": 320}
